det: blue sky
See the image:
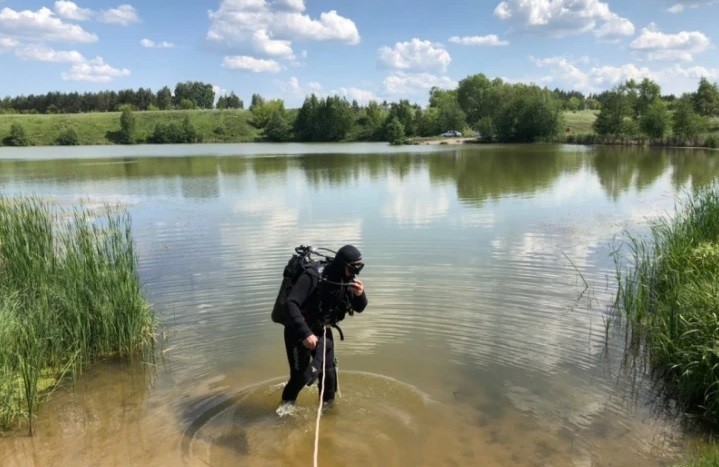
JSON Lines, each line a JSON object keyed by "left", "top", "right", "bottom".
{"left": 1, "top": 0, "right": 718, "bottom": 107}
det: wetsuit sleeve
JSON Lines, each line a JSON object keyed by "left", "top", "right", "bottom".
{"left": 286, "top": 272, "right": 314, "bottom": 338}
{"left": 350, "top": 291, "right": 368, "bottom": 313}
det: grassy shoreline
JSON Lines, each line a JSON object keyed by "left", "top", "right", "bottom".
{"left": 615, "top": 186, "right": 719, "bottom": 458}
{"left": 0, "top": 109, "right": 260, "bottom": 146}
{"left": 1, "top": 109, "right": 718, "bottom": 148}
{"left": 0, "top": 197, "right": 154, "bottom": 434}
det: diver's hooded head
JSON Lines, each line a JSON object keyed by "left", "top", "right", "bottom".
{"left": 325, "top": 245, "right": 363, "bottom": 280}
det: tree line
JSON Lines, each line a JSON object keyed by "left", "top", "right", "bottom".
{"left": 590, "top": 77, "right": 719, "bottom": 146}
{"left": 2, "top": 74, "right": 718, "bottom": 146}
{"left": 0, "top": 81, "right": 243, "bottom": 114}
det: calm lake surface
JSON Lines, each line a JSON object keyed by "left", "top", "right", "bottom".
{"left": 1, "top": 142, "right": 718, "bottom": 466}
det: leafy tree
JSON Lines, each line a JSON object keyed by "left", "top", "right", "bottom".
{"left": 318, "top": 96, "right": 353, "bottom": 141}
{"left": 693, "top": 77, "right": 719, "bottom": 116}
{"left": 593, "top": 91, "right": 628, "bottom": 137}
{"left": 428, "top": 87, "right": 458, "bottom": 109}
{"left": 635, "top": 78, "right": 662, "bottom": 118}
{"left": 293, "top": 94, "right": 353, "bottom": 141}
{"left": 672, "top": 98, "right": 705, "bottom": 140}
{"left": 156, "top": 86, "right": 173, "bottom": 110}
{"left": 476, "top": 117, "right": 497, "bottom": 141}
{"left": 181, "top": 115, "right": 200, "bottom": 143}
{"left": 585, "top": 98, "right": 601, "bottom": 110}
{"left": 249, "top": 93, "right": 266, "bottom": 111}
{"left": 3, "top": 122, "right": 31, "bottom": 146}
{"left": 135, "top": 87, "right": 155, "bottom": 110}
{"left": 639, "top": 100, "right": 669, "bottom": 139}
{"left": 567, "top": 96, "right": 581, "bottom": 112}
{"left": 264, "top": 110, "right": 293, "bottom": 142}
{"left": 354, "top": 100, "right": 386, "bottom": 140}
{"left": 216, "top": 92, "right": 243, "bottom": 109}
{"left": 180, "top": 98, "right": 196, "bottom": 110}
{"left": 428, "top": 87, "right": 466, "bottom": 132}
{"left": 251, "top": 98, "right": 285, "bottom": 128}
{"left": 386, "top": 100, "right": 416, "bottom": 136}
{"left": 456, "top": 73, "right": 493, "bottom": 125}
{"left": 385, "top": 117, "right": 405, "bottom": 145}
{"left": 494, "top": 85, "right": 562, "bottom": 142}
{"left": 436, "top": 104, "right": 466, "bottom": 134}
{"left": 118, "top": 106, "right": 137, "bottom": 144}
{"left": 173, "top": 81, "right": 214, "bottom": 109}
{"left": 294, "top": 94, "right": 320, "bottom": 141}
{"left": 414, "top": 107, "right": 440, "bottom": 137}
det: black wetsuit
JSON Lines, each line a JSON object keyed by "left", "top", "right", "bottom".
{"left": 281, "top": 261, "right": 367, "bottom": 402}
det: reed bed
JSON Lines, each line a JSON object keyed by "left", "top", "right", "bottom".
{"left": 616, "top": 186, "right": 719, "bottom": 428}
{"left": 0, "top": 197, "right": 154, "bottom": 434}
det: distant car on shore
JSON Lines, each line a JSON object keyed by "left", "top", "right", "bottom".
{"left": 441, "top": 130, "right": 462, "bottom": 137}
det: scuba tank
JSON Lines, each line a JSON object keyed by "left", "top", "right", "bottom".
{"left": 271, "top": 245, "right": 330, "bottom": 324}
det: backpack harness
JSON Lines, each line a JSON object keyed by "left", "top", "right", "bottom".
{"left": 271, "top": 245, "right": 351, "bottom": 340}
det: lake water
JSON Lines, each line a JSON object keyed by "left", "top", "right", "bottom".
{"left": 1, "top": 142, "right": 718, "bottom": 466}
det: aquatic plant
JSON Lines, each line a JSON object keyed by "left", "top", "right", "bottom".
{"left": 615, "top": 187, "right": 719, "bottom": 428}
{"left": 0, "top": 197, "right": 154, "bottom": 434}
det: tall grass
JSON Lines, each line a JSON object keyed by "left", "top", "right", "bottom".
{"left": 615, "top": 187, "right": 719, "bottom": 428}
{"left": 0, "top": 197, "right": 154, "bottom": 434}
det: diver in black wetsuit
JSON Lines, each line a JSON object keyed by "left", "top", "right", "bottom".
{"left": 281, "top": 245, "right": 368, "bottom": 405}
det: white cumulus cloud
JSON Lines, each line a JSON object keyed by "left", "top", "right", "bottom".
{"left": 0, "top": 6, "right": 97, "bottom": 42}
{"left": 494, "top": 0, "right": 634, "bottom": 39}
{"left": 97, "top": 4, "right": 138, "bottom": 25}
{"left": 207, "top": 0, "right": 359, "bottom": 60}
{"left": 53, "top": 1, "right": 92, "bottom": 21}
{"left": 332, "top": 87, "right": 379, "bottom": 105}
{"left": 16, "top": 44, "right": 85, "bottom": 62}
{"left": 530, "top": 56, "right": 592, "bottom": 90}
{"left": 140, "top": 38, "right": 174, "bottom": 48}
{"left": 667, "top": 1, "right": 717, "bottom": 13}
{"left": 529, "top": 54, "right": 719, "bottom": 96}
{"left": 0, "top": 36, "right": 19, "bottom": 51}
{"left": 222, "top": 55, "right": 282, "bottom": 73}
{"left": 61, "top": 56, "right": 130, "bottom": 82}
{"left": 252, "top": 29, "right": 294, "bottom": 57}
{"left": 449, "top": 35, "right": 509, "bottom": 46}
{"left": 384, "top": 72, "right": 457, "bottom": 95}
{"left": 275, "top": 76, "right": 322, "bottom": 95}
{"left": 378, "top": 38, "right": 451, "bottom": 72}
{"left": 629, "top": 24, "right": 712, "bottom": 61}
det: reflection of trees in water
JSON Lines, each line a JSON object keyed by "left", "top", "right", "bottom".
{"left": 668, "top": 149, "right": 719, "bottom": 191}
{"left": 298, "top": 152, "right": 425, "bottom": 186}
{"left": 2, "top": 146, "right": 718, "bottom": 201}
{"left": 591, "top": 147, "right": 719, "bottom": 200}
{"left": 427, "top": 146, "right": 586, "bottom": 205}
{"left": 592, "top": 147, "right": 669, "bottom": 201}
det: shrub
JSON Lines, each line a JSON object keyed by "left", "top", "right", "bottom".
{"left": 55, "top": 127, "right": 79, "bottom": 146}
{"left": 148, "top": 116, "right": 201, "bottom": 144}
{"left": 2, "top": 122, "right": 31, "bottom": 146}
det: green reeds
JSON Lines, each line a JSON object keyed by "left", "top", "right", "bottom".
{"left": 0, "top": 197, "right": 154, "bottom": 434}
{"left": 615, "top": 187, "right": 719, "bottom": 427}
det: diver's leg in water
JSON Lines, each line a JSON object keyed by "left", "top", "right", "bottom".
{"left": 281, "top": 327, "right": 311, "bottom": 402}
{"left": 316, "top": 329, "right": 337, "bottom": 402}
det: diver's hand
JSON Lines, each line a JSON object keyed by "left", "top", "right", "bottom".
{"left": 303, "top": 334, "right": 318, "bottom": 349}
{"left": 348, "top": 278, "right": 364, "bottom": 296}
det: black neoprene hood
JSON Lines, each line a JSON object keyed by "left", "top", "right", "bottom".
{"left": 335, "top": 244, "right": 362, "bottom": 264}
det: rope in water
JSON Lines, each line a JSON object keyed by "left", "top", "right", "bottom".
{"left": 313, "top": 326, "right": 328, "bottom": 467}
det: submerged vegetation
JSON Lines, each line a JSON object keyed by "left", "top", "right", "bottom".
{"left": 615, "top": 186, "right": 719, "bottom": 429}
{"left": 0, "top": 198, "right": 154, "bottom": 434}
